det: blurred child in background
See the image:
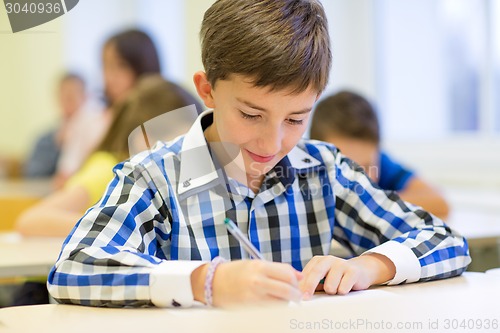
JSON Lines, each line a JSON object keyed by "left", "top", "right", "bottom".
{"left": 53, "top": 29, "right": 162, "bottom": 187}
{"left": 310, "top": 90, "right": 449, "bottom": 219}
{"left": 23, "top": 73, "right": 87, "bottom": 178}
{"left": 16, "top": 74, "right": 202, "bottom": 238}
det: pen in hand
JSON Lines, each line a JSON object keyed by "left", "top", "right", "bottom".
{"left": 224, "top": 218, "right": 264, "bottom": 260}
{"left": 225, "top": 217, "right": 305, "bottom": 303}
{"left": 224, "top": 218, "right": 326, "bottom": 285}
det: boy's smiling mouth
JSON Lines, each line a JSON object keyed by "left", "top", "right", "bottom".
{"left": 245, "top": 149, "right": 276, "bottom": 163}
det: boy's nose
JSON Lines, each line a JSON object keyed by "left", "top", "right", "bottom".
{"left": 258, "top": 123, "right": 282, "bottom": 155}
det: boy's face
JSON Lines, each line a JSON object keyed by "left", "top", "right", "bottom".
{"left": 324, "top": 135, "right": 380, "bottom": 182}
{"left": 58, "top": 79, "right": 85, "bottom": 120}
{"left": 103, "top": 43, "right": 136, "bottom": 104}
{"left": 195, "top": 73, "right": 319, "bottom": 188}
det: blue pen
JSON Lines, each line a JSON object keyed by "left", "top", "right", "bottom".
{"left": 224, "top": 218, "right": 264, "bottom": 260}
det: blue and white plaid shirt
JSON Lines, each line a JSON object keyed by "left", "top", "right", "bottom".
{"left": 48, "top": 110, "right": 471, "bottom": 308}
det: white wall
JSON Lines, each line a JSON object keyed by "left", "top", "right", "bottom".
{"left": 0, "top": 9, "right": 63, "bottom": 158}
{"left": 375, "top": 0, "right": 449, "bottom": 140}
{"left": 321, "top": 0, "right": 376, "bottom": 100}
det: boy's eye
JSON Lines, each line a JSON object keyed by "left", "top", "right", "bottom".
{"left": 239, "top": 110, "right": 304, "bottom": 125}
{"left": 286, "top": 118, "right": 304, "bottom": 125}
{"left": 239, "top": 110, "right": 260, "bottom": 120}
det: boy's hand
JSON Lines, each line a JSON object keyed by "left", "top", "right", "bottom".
{"left": 299, "top": 253, "right": 396, "bottom": 299}
{"left": 202, "top": 260, "right": 303, "bottom": 307}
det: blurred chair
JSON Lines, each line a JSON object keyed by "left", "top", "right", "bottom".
{"left": 0, "top": 197, "right": 40, "bottom": 231}
{"left": 0, "top": 179, "right": 51, "bottom": 231}
{"left": 0, "top": 157, "right": 23, "bottom": 179}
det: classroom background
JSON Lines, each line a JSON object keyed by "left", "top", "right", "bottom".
{"left": 1, "top": 0, "right": 500, "bottom": 269}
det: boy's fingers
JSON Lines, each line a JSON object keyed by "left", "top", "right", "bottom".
{"left": 263, "top": 279, "right": 302, "bottom": 302}
{"left": 300, "top": 260, "right": 332, "bottom": 296}
{"left": 264, "top": 262, "right": 301, "bottom": 287}
{"left": 294, "top": 269, "right": 304, "bottom": 281}
{"left": 300, "top": 255, "right": 322, "bottom": 277}
{"left": 323, "top": 269, "right": 342, "bottom": 295}
{"left": 337, "top": 269, "right": 356, "bottom": 295}
{"left": 300, "top": 270, "right": 326, "bottom": 295}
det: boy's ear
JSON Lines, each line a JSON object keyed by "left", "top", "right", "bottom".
{"left": 193, "top": 71, "right": 215, "bottom": 109}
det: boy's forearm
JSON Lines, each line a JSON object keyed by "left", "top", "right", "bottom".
{"left": 399, "top": 178, "right": 450, "bottom": 220}
{"left": 16, "top": 208, "right": 83, "bottom": 237}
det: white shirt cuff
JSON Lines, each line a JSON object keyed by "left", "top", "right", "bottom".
{"left": 150, "top": 260, "right": 206, "bottom": 307}
{"left": 363, "top": 241, "right": 421, "bottom": 285}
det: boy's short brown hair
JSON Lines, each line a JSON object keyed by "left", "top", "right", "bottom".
{"left": 200, "top": 0, "right": 331, "bottom": 94}
{"left": 310, "top": 90, "right": 380, "bottom": 144}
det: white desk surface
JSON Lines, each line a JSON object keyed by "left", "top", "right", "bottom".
{"left": 486, "top": 268, "right": 500, "bottom": 276}
{"left": 0, "top": 233, "right": 63, "bottom": 278}
{"left": 0, "top": 272, "right": 499, "bottom": 333}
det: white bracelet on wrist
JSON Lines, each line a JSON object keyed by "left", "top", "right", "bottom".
{"left": 204, "top": 256, "right": 227, "bottom": 306}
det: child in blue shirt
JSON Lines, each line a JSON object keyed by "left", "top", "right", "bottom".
{"left": 48, "top": 0, "right": 469, "bottom": 308}
{"left": 310, "top": 90, "right": 450, "bottom": 220}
